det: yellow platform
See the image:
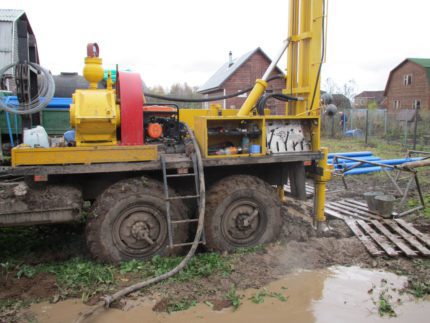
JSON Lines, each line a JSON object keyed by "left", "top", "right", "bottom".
{"left": 12, "top": 145, "right": 158, "bottom": 166}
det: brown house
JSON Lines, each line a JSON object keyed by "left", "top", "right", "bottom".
{"left": 197, "top": 48, "right": 285, "bottom": 114}
{"left": 384, "top": 58, "right": 430, "bottom": 111}
{"left": 354, "top": 91, "right": 385, "bottom": 108}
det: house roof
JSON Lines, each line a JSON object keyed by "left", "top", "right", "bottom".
{"left": 0, "top": 9, "right": 25, "bottom": 22}
{"left": 384, "top": 58, "right": 430, "bottom": 96}
{"left": 198, "top": 47, "right": 283, "bottom": 93}
{"left": 355, "top": 90, "right": 384, "bottom": 99}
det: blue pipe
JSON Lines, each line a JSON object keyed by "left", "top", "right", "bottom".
{"left": 329, "top": 156, "right": 381, "bottom": 164}
{"left": 328, "top": 151, "right": 373, "bottom": 158}
{"left": 5, "top": 111, "right": 14, "bottom": 147}
{"left": 340, "top": 157, "right": 423, "bottom": 170}
{"left": 4, "top": 96, "right": 14, "bottom": 147}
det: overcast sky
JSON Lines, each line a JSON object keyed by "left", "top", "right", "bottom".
{"left": 3, "top": 0, "right": 429, "bottom": 93}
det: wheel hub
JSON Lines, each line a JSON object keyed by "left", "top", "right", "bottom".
{"left": 113, "top": 205, "right": 167, "bottom": 257}
{"left": 221, "top": 200, "right": 264, "bottom": 245}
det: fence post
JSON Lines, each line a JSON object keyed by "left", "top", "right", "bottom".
{"left": 365, "top": 109, "right": 369, "bottom": 144}
{"left": 413, "top": 108, "right": 418, "bottom": 150}
{"left": 404, "top": 121, "right": 408, "bottom": 147}
{"left": 384, "top": 110, "right": 387, "bottom": 136}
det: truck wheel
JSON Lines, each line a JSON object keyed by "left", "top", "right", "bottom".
{"left": 85, "top": 177, "right": 188, "bottom": 263}
{"left": 204, "top": 175, "right": 282, "bottom": 252}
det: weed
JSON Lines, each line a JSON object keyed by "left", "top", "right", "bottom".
{"left": 250, "top": 288, "right": 268, "bottom": 304}
{"left": 408, "top": 281, "right": 430, "bottom": 298}
{"left": 270, "top": 291, "right": 288, "bottom": 302}
{"left": 407, "top": 195, "right": 430, "bottom": 218}
{"left": 234, "top": 245, "right": 265, "bottom": 255}
{"left": 226, "top": 285, "right": 242, "bottom": 310}
{"left": 119, "top": 259, "right": 147, "bottom": 275}
{"left": 16, "top": 265, "right": 36, "bottom": 279}
{"left": 249, "top": 288, "right": 288, "bottom": 304}
{"left": 378, "top": 292, "right": 396, "bottom": 317}
{"left": 166, "top": 299, "right": 197, "bottom": 313}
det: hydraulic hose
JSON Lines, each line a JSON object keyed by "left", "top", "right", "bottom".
{"left": 74, "top": 124, "right": 206, "bottom": 323}
{"left": 144, "top": 74, "right": 285, "bottom": 102}
{"left": 0, "top": 62, "right": 55, "bottom": 114}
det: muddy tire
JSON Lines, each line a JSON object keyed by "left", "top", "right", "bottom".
{"left": 204, "top": 175, "right": 282, "bottom": 252}
{"left": 85, "top": 177, "right": 188, "bottom": 263}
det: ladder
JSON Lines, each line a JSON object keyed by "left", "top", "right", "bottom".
{"left": 161, "top": 153, "right": 205, "bottom": 248}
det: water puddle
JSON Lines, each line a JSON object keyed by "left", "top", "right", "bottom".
{"left": 29, "top": 266, "right": 430, "bottom": 323}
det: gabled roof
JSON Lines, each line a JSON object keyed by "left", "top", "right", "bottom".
{"left": 198, "top": 47, "right": 283, "bottom": 93}
{"left": 384, "top": 58, "right": 430, "bottom": 96}
{"left": 355, "top": 90, "right": 384, "bottom": 99}
{"left": 0, "top": 9, "right": 25, "bottom": 22}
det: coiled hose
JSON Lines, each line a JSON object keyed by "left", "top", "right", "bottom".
{"left": 74, "top": 124, "right": 206, "bottom": 323}
{"left": 0, "top": 62, "right": 55, "bottom": 114}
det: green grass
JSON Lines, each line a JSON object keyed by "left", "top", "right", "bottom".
{"left": 225, "top": 285, "right": 242, "bottom": 311}
{"left": 165, "top": 299, "right": 197, "bottom": 313}
{"left": 407, "top": 194, "right": 430, "bottom": 218}
{"left": 378, "top": 292, "right": 397, "bottom": 317}
{"left": 249, "top": 288, "right": 288, "bottom": 304}
{"left": 1, "top": 252, "right": 233, "bottom": 302}
{"left": 321, "top": 137, "right": 406, "bottom": 159}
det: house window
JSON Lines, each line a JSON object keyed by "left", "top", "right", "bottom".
{"left": 413, "top": 99, "right": 421, "bottom": 109}
{"left": 403, "top": 74, "right": 412, "bottom": 86}
{"left": 393, "top": 100, "right": 400, "bottom": 110}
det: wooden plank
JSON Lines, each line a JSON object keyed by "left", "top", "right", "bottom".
{"left": 344, "top": 199, "right": 369, "bottom": 208}
{"left": 385, "top": 221, "right": 430, "bottom": 256}
{"left": 329, "top": 201, "right": 381, "bottom": 220}
{"left": 324, "top": 207, "right": 347, "bottom": 220}
{"left": 395, "top": 219, "right": 430, "bottom": 248}
{"left": 325, "top": 204, "right": 368, "bottom": 221}
{"left": 339, "top": 199, "right": 379, "bottom": 215}
{"left": 344, "top": 220, "right": 383, "bottom": 256}
{"left": 356, "top": 220, "right": 398, "bottom": 256}
{"left": 370, "top": 220, "right": 417, "bottom": 257}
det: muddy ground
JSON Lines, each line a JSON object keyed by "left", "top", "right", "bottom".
{"left": 1, "top": 172, "right": 429, "bottom": 322}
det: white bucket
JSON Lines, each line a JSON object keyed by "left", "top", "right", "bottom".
{"left": 23, "top": 126, "right": 49, "bottom": 148}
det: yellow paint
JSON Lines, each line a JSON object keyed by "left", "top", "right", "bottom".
{"left": 237, "top": 79, "right": 268, "bottom": 116}
{"left": 70, "top": 89, "right": 120, "bottom": 146}
{"left": 70, "top": 49, "right": 120, "bottom": 146}
{"left": 277, "top": 185, "right": 285, "bottom": 201}
{"left": 83, "top": 57, "right": 104, "bottom": 89}
{"left": 12, "top": 145, "right": 157, "bottom": 166}
{"left": 313, "top": 147, "right": 333, "bottom": 222}
{"left": 286, "top": 0, "right": 323, "bottom": 117}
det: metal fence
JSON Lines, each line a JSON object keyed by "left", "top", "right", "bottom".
{"left": 321, "top": 109, "right": 430, "bottom": 149}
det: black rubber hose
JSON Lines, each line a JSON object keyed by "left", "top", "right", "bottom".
{"left": 144, "top": 74, "right": 285, "bottom": 103}
{"left": 73, "top": 124, "right": 206, "bottom": 323}
{"left": 256, "top": 93, "right": 301, "bottom": 115}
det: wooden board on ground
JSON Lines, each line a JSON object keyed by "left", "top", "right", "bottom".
{"left": 395, "top": 219, "right": 430, "bottom": 248}
{"left": 324, "top": 199, "right": 381, "bottom": 220}
{"left": 384, "top": 220, "right": 430, "bottom": 256}
{"left": 342, "top": 218, "right": 430, "bottom": 257}
{"left": 326, "top": 200, "right": 430, "bottom": 257}
{"left": 344, "top": 220, "right": 383, "bottom": 256}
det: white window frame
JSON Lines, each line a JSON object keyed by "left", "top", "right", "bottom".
{"left": 393, "top": 100, "right": 400, "bottom": 110}
{"left": 413, "top": 99, "right": 421, "bottom": 109}
{"left": 403, "top": 74, "right": 412, "bottom": 86}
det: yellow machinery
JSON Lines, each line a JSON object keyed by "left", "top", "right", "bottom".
{"left": 70, "top": 48, "right": 120, "bottom": 146}
{"left": 3, "top": 0, "right": 333, "bottom": 262}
